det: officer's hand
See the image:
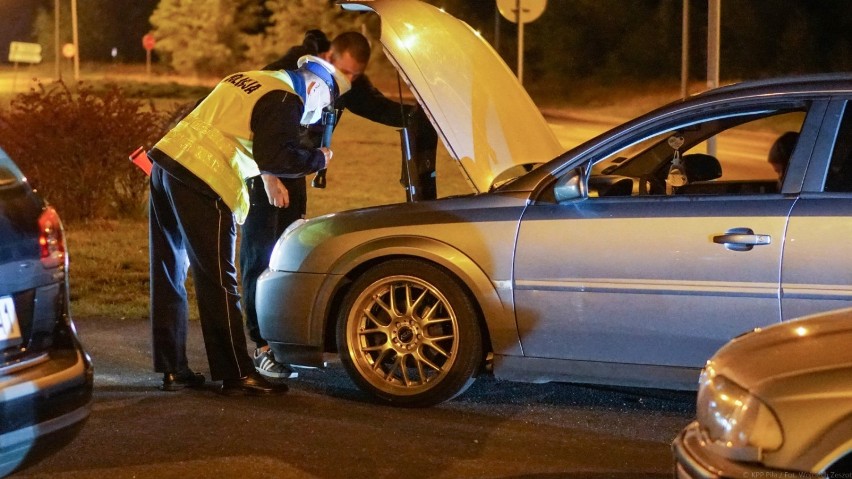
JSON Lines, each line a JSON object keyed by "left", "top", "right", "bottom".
{"left": 261, "top": 174, "right": 289, "bottom": 208}
{"left": 319, "top": 147, "right": 333, "bottom": 168}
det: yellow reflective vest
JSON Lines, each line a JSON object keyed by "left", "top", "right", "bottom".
{"left": 155, "top": 70, "right": 299, "bottom": 224}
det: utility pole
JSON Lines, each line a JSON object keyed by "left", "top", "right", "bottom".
{"left": 707, "top": 0, "right": 720, "bottom": 157}
{"left": 495, "top": 0, "right": 546, "bottom": 86}
{"left": 54, "top": 0, "right": 60, "bottom": 80}
{"left": 71, "top": 0, "right": 80, "bottom": 81}
{"left": 681, "top": 0, "right": 689, "bottom": 98}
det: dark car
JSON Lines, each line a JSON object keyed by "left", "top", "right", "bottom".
{"left": 0, "top": 146, "right": 93, "bottom": 477}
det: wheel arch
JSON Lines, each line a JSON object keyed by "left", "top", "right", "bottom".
{"left": 314, "top": 236, "right": 509, "bottom": 356}
{"left": 808, "top": 415, "right": 852, "bottom": 474}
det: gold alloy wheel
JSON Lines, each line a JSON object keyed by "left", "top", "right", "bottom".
{"left": 345, "top": 274, "right": 459, "bottom": 395}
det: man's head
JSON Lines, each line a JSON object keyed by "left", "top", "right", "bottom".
{"left": 321, "top": 31, "right": 371, "bottom": 85}
{"left": 303, "top": 29, "right": 331, "bottom": 54}
{"left": 768, "top": 131, "right": 799, "bottom": 177}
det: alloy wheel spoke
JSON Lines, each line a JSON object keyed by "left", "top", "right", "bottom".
{"left": 370, "top": 348, "right": 394, "bottom": 372}
{"left": 399, "top": 354, "right": 413, "bottom": 386}
{"left": 361, "top": 341, "right": 390, "bottom": 353}
{"left": 420, "top": 300, "right": 440, "bottom": 321}
{"left": 421, "top": 338, "right": 451, "bottom": 359}
{"left": 415, "top": 350, "right": 443, "bottom": 373}
{"left": 388, "top": 284, "right": 402, "bottom": 317}
{"left": 363, "top": 307, "right": 390, "bottom": 329}
{"left": 373, "top": 287, "right": 398, "bottom": 318}
{"left": 384, "top": 354, "right": 403, "bottom": 381}
{"left": 421, "top": 315, "right": 452, "bottom": 327}
{"left": 408, "top": 287, "right": 428, "bottom": 316}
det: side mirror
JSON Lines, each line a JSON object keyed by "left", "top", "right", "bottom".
{"left": 554, "top": 167, "right": 586, "bottom": 203}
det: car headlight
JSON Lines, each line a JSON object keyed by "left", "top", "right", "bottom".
{"left": 695, "top": 365, "right": 783, "bottom": 462}
{"left": 268, "top": 218, "right": 307, "bottom": 268}
{"left": 282, "top": 218, "right": 307, "bottom": 238}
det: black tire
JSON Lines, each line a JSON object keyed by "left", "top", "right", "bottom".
{"left": 336, "top": 259, "right": 483, "bottom": 407}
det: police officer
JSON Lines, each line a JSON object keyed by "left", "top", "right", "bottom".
{"left": 245, "top": 31, "right": 438, "bottom": 378}
{"left": 148, "top": 56, "right": 350, "bottom": 395}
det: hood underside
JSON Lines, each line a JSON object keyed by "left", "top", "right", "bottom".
{"left": 340, "top": 0, "right": 564, "bottom": 193}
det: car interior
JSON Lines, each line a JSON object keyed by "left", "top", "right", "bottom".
{"left": 825, "top": 108, "right": 852, "bottom": 193}
{"left": 581, "top": 108, "right": 809, "bottom": 199}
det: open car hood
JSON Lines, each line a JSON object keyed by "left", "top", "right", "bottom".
{"left": 340, "top": 0, "right": 563, "bottom": 193}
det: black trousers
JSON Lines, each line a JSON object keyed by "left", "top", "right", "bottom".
{"left": 240, "top": 175, "right": 307, "bottom": 348}
{"left": 149, "top": 162, "right": 254, "bottom": 381}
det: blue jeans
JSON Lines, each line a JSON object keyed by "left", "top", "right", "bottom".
{"left": 239, "top": 175, "right": 306, "bottom": 349}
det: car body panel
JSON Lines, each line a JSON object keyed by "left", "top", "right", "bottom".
{"left": 782, "top": 198, "right": 852, "bottom": 319}
{"left": 515, "top": 197, "right": 792, "bottom": 367}
{"left": 673, "top": 308, "right": 852, "bottom": 475}
{"left": 340, "top": 0, "right": 563, "bottom": 193}
{"left": 258, "top": 195, "right": 528, "bottom": 363}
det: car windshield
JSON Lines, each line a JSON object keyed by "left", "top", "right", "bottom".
{"left": 491, "top": 163, "right": 542, "bottom": 189}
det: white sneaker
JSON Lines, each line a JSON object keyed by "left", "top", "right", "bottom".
{"left": 253, "top": 348, "right": 299, "bottom": 379}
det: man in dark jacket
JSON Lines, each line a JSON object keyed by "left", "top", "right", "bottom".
{"left": 245, "top": 31, "right": 438, "bottom": 378}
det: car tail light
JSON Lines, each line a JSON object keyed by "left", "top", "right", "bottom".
{"left": 38, "top": 206, "right": 67, "bottom": 269}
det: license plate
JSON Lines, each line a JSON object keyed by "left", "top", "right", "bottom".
{"left": 0, "top": 295, "right": 22, "bottom": 341}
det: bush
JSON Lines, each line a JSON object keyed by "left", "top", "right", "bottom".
{"left": 0, "top": 81, "right": 171, "bottom": 221}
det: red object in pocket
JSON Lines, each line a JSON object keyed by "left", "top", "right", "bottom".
{"left": 129, "top": 146, "right": 152, "bottom": 176}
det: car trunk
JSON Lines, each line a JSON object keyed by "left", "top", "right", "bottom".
{"left": 0, "top": 163, "right": 59, "bottom": 366}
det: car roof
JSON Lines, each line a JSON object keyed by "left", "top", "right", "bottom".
{"left": 696, "top": 73, "right": 852, "bottom": 99}
{"left": 502, "top": 73, "right": 852, "bottom": 192}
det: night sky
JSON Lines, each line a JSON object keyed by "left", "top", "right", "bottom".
{"left": 0, "top": 0, "right": 39, "bottom": 62}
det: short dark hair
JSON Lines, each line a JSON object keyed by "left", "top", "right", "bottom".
{"left": 304, "top": 29, "right": 330, "bottom": 54}
{"left": 330, "top": 31, "right": 371, "bottom": 65}
{"left": 768, "top": 131, "right": 799, "bottom": 168}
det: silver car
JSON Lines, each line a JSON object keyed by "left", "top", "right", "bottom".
{"left": 257, "top": 0, "right": 852, "bottom": 406}
{"left": 672, "top": 308, "right": 852, "bottom": 476}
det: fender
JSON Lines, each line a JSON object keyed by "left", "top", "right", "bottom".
{"left": 307, "top": 235, "right": 523, "bottom": 356}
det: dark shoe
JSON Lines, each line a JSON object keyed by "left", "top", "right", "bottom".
{"left": 219, "top": 371, "right": 289, "bottom": 396}
{"left": 160, "top": 369, "right": 205, "bottom": 391}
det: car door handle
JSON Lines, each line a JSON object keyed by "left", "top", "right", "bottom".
{"left": 713, "top": 233, "right": 771, "bottom": 245}
{"left": 713, "top": 228, "right": 771, "bottom": 251}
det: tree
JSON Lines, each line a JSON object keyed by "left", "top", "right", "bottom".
{"left": 149, "top": 0, "right": 240, "bottom": 75}
{"left": 233, "top": 0, "right": 272, "bottom": 35}
{"left": 242, "top": 0, "right": 367, "bottom": 68}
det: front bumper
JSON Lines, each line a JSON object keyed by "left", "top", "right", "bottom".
{"left": 0, "top": 346, "right": 94, "bottom": 477}
{"left": 672, "top": 421, "right": 821, "bottom": 479}
{"left": 256, "top": 269, "right": 338, "bottom": 367}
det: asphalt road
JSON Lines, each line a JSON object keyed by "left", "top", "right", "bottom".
{"left": 10, "top": 316, "right": 696, "bottom": 479}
